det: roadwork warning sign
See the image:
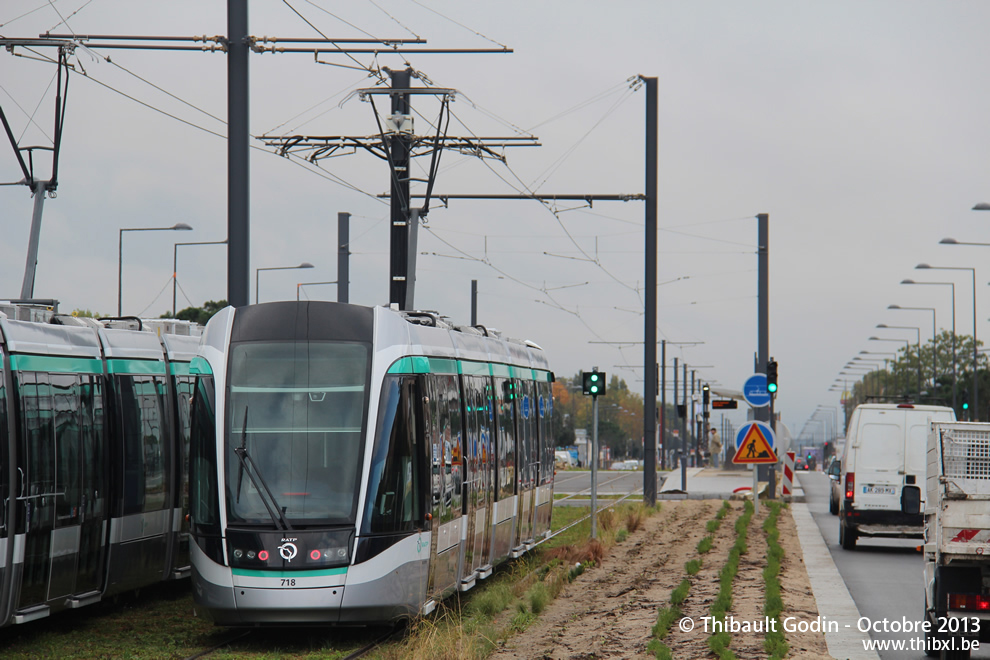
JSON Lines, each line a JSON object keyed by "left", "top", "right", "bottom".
{"left": 732, "top": 422, "right": 778, "bottom": 464}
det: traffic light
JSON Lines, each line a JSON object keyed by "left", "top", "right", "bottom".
{"left": 702, "top": 384, "right": 710, "bottom": 406}
{"left": 767, "top": 359, "right": 778, "bottom": 394}
{"left": 582, "top": 370, "right": 606, "bottom": 396}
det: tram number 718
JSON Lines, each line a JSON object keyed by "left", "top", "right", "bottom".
{"left": 281, "top": 579, "right": 297, "bottom": 587}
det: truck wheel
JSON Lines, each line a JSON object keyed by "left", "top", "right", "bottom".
{"left": 829, "top": 492, "right": 838, "bottom": 515}
{"left": 839, "top": 517, "right": 857, "bottom": 550}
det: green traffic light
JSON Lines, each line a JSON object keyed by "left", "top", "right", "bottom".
{"left": 963, "top": 402, "right": 970, "bottom": 410}
{"left": 767, "top": 382, "right": 777, "bottom": 393}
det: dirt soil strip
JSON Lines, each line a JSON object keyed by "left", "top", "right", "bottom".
{"left": 663, "top": 501, "right": 745, "bottom": 659}
{"left": 490, "top": 501, "right": 833, "bottom": 660}
{"left": 776, "top": 506, "right": 832, "bottom": 660}
{"left": 491, "top": 500, "right": 741, "bottom": 660}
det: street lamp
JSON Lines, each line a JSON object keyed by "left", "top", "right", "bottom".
{"left": 119, "top": 222, "right": 193, "bottom": 316}
{"left": 876, "top": 324, "right": 922, "bottom": 399}
{"left": 868, "top": 337, "right": 911, "bottom": 397}
{"left": 256, "top": 262, "right": 315, "bottom": 304}
{"left": 173, "top": 239, "right": 227, "bottom": 316}
{"left": 297, "top": 281, "right": 338, "bottom": 301}
{"left": 917, "top": 263, "right": 978, "bottom": 419}
{"left": 902, "top": 279, "right": 956, "bottom": 411}
{"left": 888, "top": 304, "right": 937, "bottom": 399}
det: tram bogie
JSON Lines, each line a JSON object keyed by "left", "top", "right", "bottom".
{"left": 189, "top": 301, "right": 555, "bottom": 626}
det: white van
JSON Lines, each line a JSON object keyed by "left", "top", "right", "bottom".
{"left": 838, "top": 403, "right": 955, "bottom": 550}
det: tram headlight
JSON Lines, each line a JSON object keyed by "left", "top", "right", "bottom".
{"left": 233, "top": 549, "right": 244, "bottom": 559}
{"left": 246, "top": 550, "right": 256, "bottom": 560}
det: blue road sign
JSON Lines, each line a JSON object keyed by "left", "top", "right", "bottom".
{"left": 734, "top": 420, "right": 776, "bottom": 450}
{"left": 742, "top": 374, "right": 771, "bottom": 408}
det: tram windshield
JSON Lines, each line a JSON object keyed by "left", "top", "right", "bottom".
{"left": 225, "top": 341, "right": 370, "bottom": 526}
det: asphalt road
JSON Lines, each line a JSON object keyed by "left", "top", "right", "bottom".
{"left": 799, "top": 470, "right": 989, "bottom": 659}
{"left": 552, "top": 469, "right": 662, "bottom": 502}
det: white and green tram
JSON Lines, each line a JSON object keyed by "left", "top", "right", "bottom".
{"left": 189, "top": 301, "right": 556, "bottom": 625}
{"left": 0, "top": 312, "right": 200, "bottom": 626}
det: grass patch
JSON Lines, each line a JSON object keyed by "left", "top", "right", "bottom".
{"left": 696, "top": 535, "right": 714, "bottom": 554}
{"left": 707, "top": 500, "right": 755, "bottom": 660}
{"left": 670, "top": 578, "right": 691, "bottom": 605}
{"left": 685, "top": 559, "right": 702, "bottom": 575}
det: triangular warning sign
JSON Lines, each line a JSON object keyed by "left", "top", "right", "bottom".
{"left": 732, "top": 423, "right": 778, "bottom": 464}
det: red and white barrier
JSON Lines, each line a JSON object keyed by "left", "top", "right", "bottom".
{"left": 782, "top": 451, "right": 795, "bottom": 499}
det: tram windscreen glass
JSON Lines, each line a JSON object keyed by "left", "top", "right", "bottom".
{"left": 226, "top": 341, "right": 370, "bottom": 526}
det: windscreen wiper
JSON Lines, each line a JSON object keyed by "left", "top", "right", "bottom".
{"left": 232, "top": 407, "right": 293, "bottom": 531}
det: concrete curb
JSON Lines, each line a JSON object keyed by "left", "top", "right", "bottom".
{"left": 791, "top": 501, "right": 879, "bottom": 659}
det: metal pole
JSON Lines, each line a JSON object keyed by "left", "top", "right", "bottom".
{"left": 643, "top": 76, "right": 658, "bottom": 507}
{"left": 471, "top": 280, "right": 478, "bottom": 326}
{"left": 117, "top": 228, "right": 124, "bottom": 316}
{"left": 971, "top": 270, "right": 978, "bottom": 420}
{"left": 227, "top": 0, "right": 250, "bottom": 308}
{"left": 951, "top": 284, "right": 957, "bottom": 413}
{"left": 690, "top": 370, "right": 696, "bottom": 466}
{"left": 20, "top": 179, "right": 48, "bottom": 299}
{"left": 591, "top": 392, "right": 599, "bottom": 539}
{"left": 337, "top": 212, "right": 350, "bottom": 303}
{"left": 681, "top": 361, "right": 688, "bottom": 487}
{"left": 660, "top": 340, "right": 666, "bottom": 471}
{"left": 675, "top": 357, "right": 683, "bottom": 490}
{"left": 173, "top": 243, "right": 178, "bottom": 316}
{"left": 388, "top": 68, "right": 412, "bottom": 309}
{"left": 756, "top": 213, "right": 770, "bottom": 486}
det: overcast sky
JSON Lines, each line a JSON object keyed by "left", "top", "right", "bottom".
{"left": 3, "top": 1, "right": 990, "bottom": 442}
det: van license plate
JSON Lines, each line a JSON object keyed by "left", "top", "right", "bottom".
{"left": 862, "top": 485, "right": 896, "bottom": 495}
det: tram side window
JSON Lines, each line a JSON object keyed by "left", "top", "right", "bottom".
{"left": 17, "top": 372, "right": 56, "bottom": 516}
{"left": 363, "top": 376, "right": 422, "bottom": 535}
{"left": 117, "top": 375, "right": 169, "bottom": 515}
{"left": 189, "top": 376, "right": 221, "bottom": 544}
{"left": 495, "top": 378, "right": 516, "bottom": 500}
{"left": 52, "top": 374, "right": 82, "bottom": 524}
{"left": 79, "top": 374, "right": 106, "bottom": 522}
{"left": 0, "top": 364, "right": 6, "bottom": 531}
{"left": 537, "top": 382, "right": 554, "bottom": 484}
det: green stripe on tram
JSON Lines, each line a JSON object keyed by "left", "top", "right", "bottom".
{"left": 170, "top": 362, "right": 191, "bottom": 375}
{"left": 106, "top": 359, "right": 167, "bottom": 375}
{"left": 190, "top": 356, "right": 213, "bottom": 375}
{"left": 490, "top": 363, "right": 511, "bottom": 379}
{"left": 232, "top": 567, "right": 348, "bottom": 578}
{"left": 387, "top": 356, "right": 458, "bottom": 375}
{"left": 8, "top": 354, "right": 103, "bottom": 374}
{"left": 387, "top": 356, "right": 551, "bottom": 381}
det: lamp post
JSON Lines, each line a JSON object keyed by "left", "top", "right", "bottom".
{"left": 868, "top": 337, "right": 912, "bottom": 397}
{"left": 876, "top": 324, "right": 922, "bottom": 400}
{"left": 902, "top": 279, "right": 956, "bottom": 411}
{"left": 256, "top": 262, "right": 315, "bottom": 304}
{"left": 916, "top": 264, "right": 978, "bottom": 419}
{"left": 173, "top": 239, "right": 227, "bottom": 317}
{"left": 297, "top": 281, "right": 338, "bottom": 301}
{"left": 119, "top": 223, "right": 193, "bottom": 316}
{"left": 888, "top": 304, "right": 937, "bottom": 399}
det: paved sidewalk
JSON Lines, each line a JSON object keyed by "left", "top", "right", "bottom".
{"left": 658, "top": 467, "right": 763, "bottom": 499}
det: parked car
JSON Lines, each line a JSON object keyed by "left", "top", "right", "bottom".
{"left": 827, "top": 456, "right": 841, "bottom": 515}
